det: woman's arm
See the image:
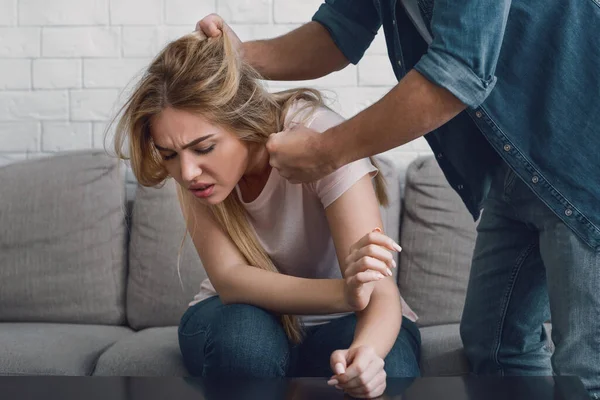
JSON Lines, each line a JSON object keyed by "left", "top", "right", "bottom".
{"left": 325, "top": 173, "right": 403, "bottom": 359}
{"left": 179, "top": 190, "right": 350, "bottom": 315}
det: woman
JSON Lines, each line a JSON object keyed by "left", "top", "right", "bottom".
{"left": 113, "top": 30, "right": 420, "bottom": 399}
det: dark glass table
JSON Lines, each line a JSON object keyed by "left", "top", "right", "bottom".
{"left": 0, "top": 376, "right": 589, "bottom": 400}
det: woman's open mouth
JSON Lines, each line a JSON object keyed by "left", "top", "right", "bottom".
{"left": 190, "top": 184, "right": 215, "bottom": 198}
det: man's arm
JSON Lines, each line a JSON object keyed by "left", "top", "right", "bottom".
{"left": 266, "top": 0, "right": 512, "bottom": 183}
{"left": 199, "top": 0, "right": 381, "bottom": 81}
{"left": 266, "top": 68, "right": 466, "bottom": 184}
{"left": 321, "top": 0, "right": 513, "bottom": 165}
{"left": 242, "top": 22, "right": 349, "bottom": 81}
{"left": 324, "top": 69, "right": 467, "bottom": 168}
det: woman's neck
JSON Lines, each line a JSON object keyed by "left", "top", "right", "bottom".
{"left": 238, "top": 142, "right": 272, "bottom": 202}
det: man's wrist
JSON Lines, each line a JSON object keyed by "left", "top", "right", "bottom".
{"left": 318, "top": 126, "right": 346, "bottom": 172}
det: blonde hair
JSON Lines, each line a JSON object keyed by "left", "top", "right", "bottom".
{"left": 112, "top": 31, "right": 388, "bottom": 343}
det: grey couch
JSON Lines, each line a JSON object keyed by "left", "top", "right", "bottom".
{"left": 0, "top": 149, "right": 480, "bottom": 377}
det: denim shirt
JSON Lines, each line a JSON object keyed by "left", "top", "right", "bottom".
{"left": 312, "top": 0, "right": 600, "bottom": 250}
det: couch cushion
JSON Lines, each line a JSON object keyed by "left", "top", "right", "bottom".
{"left": 126, "top": 179, "right": 208, "bottom": 330}
{"left": 0, "top": 323, "right": 132, "bottom": 375}
{"left": 419, "top": 323, "right": 470, "bottom": 376}
{"left": 0, "top": 150, "right": 127, "bottom": 324}
{"left": 93, "top": 327, "right": 188, "bottom": 376}
{"left": 373, "top": 150, "right": 412, "bottom": 276}
{"left": 398, "top": 156, "right": 478, "bottom": 327}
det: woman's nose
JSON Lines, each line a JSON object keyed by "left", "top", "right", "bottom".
{"left": 180, "top": 154, "right": 203, "bottom": 183}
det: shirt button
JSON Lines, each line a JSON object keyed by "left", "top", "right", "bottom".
{"left": 437, "top": 153, "right": 443, "bottom": 159}
{"left": 565, "top": 209, "right": 573, "bottom": 217}
{"left": 475, "top": 111, "right": 483, "bottom": 118}
{"left": 397, "top": 60, "right": 402, "bottom": 67}
{"left": 457, "top": 184, "right": 464, "bottom": 190}
{"left": 393, "top": 19, "right": 397, "bottom": 25}
{"left": 532, "top": 176, "right": 539, "bottom": 184}
{"left": 503, "top": 144, "right": 512, "bottom": 152}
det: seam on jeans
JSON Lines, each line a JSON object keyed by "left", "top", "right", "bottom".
{"left": 200, "top": 322, "right": 213, "bottom": 377}
{"left": 279, "top": 345, "right": 291, "bottom": 376}
{"left": 491, "top": 239, "right": 538, "bottom": 375}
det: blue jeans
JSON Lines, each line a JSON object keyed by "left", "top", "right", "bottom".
{"left": 178, "top": 296, "right": 421, "bottom": 378}
{"left": 460, "top": 161, "right": 600, "bottom": 398}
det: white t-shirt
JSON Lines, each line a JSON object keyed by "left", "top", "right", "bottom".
{"left": 400, "top": 0, "right": 433, "bottom": 44}
{"left": 190, "top": 101, "right": 418, "bottom": 326}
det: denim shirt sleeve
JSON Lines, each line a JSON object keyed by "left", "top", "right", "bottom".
{"left": 414, "top": 0, "right": 512, "bottom": 108}
{"left": 312, "top": 0, "right": 382, "bottom": 65}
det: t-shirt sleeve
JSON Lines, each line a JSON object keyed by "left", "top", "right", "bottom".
{"left": 306, "top": 107, "right": 379, "bottom": 209}
{"left": 313, "top": 158, "right": 379, "bottom": 209}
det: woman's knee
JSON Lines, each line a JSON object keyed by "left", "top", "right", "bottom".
{"left": 384, "top": 318, "right": 422, "bottom": 377}
{"left": 203, "top": 303, "right": 291, "bottom": 377}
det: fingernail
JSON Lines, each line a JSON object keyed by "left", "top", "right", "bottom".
{"left": 372, "top": 227, "right": 382, "bottom": 233}
{"left": 387, "top": 268, "right": 393, "bottom": 276}
{"left": 335, "top": 385, "right": 342, "bottom": 390}
{"left": 327, "top": 379, "right": 338, "bottom": 386}
{"left": 377, "top": 273, "right": 386, "bottom": 280}
{"left": 393, "top": 242, "right": 402, "bottom": 252}
{"left": 334, "top": 363, "right": 345, "bottom": 374}
{"left": 392, "top": 259, "right": 397, "bottom": 269}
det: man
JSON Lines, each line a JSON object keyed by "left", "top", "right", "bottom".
{"left": 196, "top": 1, "right": 599, "bottom": 397}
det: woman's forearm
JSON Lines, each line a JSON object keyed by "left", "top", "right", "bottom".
{"left": 350, "top": 279, "right": 403, "bottom": 359}
{"left": 217, "top": 264, "right": 350, "bottom": 315}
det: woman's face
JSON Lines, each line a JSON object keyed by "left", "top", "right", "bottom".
{"left": 150, "top": 107, "right": 250, "bottom": 205}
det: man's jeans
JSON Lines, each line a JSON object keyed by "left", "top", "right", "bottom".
{"left": 178, "top": 296, "right": 421, "bottom": 378}
{"left": 460, "top": 161, "right": 600, "bottom": 398}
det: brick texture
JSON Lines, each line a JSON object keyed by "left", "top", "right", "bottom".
{"left": 0, "top": 0, "right": 430, "bottom": 164}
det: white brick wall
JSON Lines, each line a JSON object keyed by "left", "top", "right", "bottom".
{"left": 19, "top": 0, "right": 109, "bottom": 26}
{"left": 0, "top": 59, "right": 30, "bottom": 89}
{"left": 33, "top": 59, "right": 81, "bottom": 89}
{"left": 0, "top": 0, "right": 431, "bottom": 169}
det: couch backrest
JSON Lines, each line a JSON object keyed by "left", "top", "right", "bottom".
{"left": 0, "top": 150, "right": 478, "bottom": 329}
{"left": 0, "top": 150, "right": 127, "bottom": 325}
{"left": 125, "top": 179, "right": 208, "bottom": 330}
{"left": 398, "top": 156, "right": 478, "bottom": 327}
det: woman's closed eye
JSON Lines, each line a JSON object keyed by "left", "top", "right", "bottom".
{"left": 161, "top": 145, "right": 215, "bottom": 161}
{"left": 194, "top": 145, "right": 215, "bottom": 155}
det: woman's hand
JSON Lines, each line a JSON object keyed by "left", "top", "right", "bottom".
{"left": 194, "top": 14, "right": 242, "bottom": 54}
{"left": 328, "top": 345, "right": 387, "bottom": 399}
{"left": 343, "top": 228, "right": 401, "bottom": 311}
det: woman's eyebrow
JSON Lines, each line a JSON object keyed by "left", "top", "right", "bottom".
{"left": 154, "top": 134, "right": 215, "bottom": 151}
